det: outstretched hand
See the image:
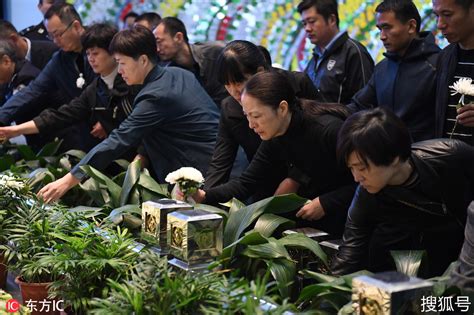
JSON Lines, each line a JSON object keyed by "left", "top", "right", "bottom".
{"left": 37, "top": 173, "right": 81, "bottom": 203}
{"left": 90, "top": 121, "right": 108, "bottom": 139}
{"left": 0, "top": 125, "right": 21, "bottom": 141}
{"left": 296, "top": 197, "right": 325, "bottom": 221}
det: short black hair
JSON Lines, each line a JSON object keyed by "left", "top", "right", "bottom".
{"left": 216, "top": 40, "right": 270, "bottom": 85}
{"left": 44, "top": 3, "right": 82, "bottom": 26}
{"left": 297, "top": 0, "right": 340, "bottom": 28}
{"left": 81, "top": 23, "right": 118, "bottom": 52}
{"left": 0, "top": 40, "right": 18, "bottom": 63}
{"left": 454, "top": 0, "right": 473, "bottom": 10}
{"left": 109, "top": 25, "right": 158, "bottom": 64}
{"left": 258, "top": 45, "right": 272, "bottom": 66}
{"left": 39, "top": 0, "right": 65, "bottom": 5}
{"left": 0, "top": 20, "right": 18, "bottom": 38}
{"left": 157, "top": 17, "right": 189, "bottom": 43}
{"left": 136, "top": 12, "right": 162, "bottom": 30}
{"left": 336, "top": 108, "right": 411, "bottom": 167}
{"left": 123, "top": 11, "right": 139, "bottom": 20}
{"left": 376, "top": 0, "right": 421, "bottom": 33}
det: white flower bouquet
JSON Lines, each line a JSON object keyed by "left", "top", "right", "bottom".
{"left": 165, "top": 167, "right": 204, "bottom": 203}
{"left": 449, "top": 77, "right": 474, "bottom": 138}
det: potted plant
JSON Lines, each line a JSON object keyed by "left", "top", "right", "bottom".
{"left": 0, "top": 200, "right": 80, "bottom": 315}
{"left": 38, "top": 224, "right": 139, "bottom": 314}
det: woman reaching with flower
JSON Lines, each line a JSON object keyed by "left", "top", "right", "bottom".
{"left": 192, "top": 71, "right": 355, "bottom": 236}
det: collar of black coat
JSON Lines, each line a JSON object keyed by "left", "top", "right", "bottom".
{"left": 276, "top": 107, "right": 305, "bottom": 142}
{"left": 313, "top": 31, "right": 349, "bottom": 58}
{"left": 143, "top": 65, "right": 165, "bottom": 85}
{"left": 383, "top": 31, "right": 440, "bottom": 62}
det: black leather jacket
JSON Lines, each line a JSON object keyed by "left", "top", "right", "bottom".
{"left": 331, "top": 139, "right": 473, "bottom": 276}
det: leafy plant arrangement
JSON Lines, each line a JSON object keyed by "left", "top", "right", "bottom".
{"left": 216, "top": 194, "right": 329, "bottom": 300}
{"left": 89, "top": 250, "right": 297, "bottom": 315}
{"left": 38, "top": 224, "right": 139, "bottom": 314}
{"left": 0, "top": 173, "right": 32, "bottom": 212}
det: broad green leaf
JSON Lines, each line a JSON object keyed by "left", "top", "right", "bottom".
{"left": 224, "top": 194, "right": 307, "bottom": 247}
{"left": 106, "top": 204, "right": 141, "bottom": 225}
{"left": 68, "top": 206, "right": 103, "bottom": 218}
{"left": 254, "top": 213, "right": 294, "bottom": 237}
{"left": 0, "top": 155, "right": 15, "bottom": 171}
{"left": 80, "top": 165, "right": 122, "bottom": 207}
{"left": 338, "top": 302, "right": 354, "bottom": 315}
{"left": 241, "top": 238, "right": 292, "bottom": 260}
{"left": 16, "top": 145, "right": 36, "bottom": 161}
{"left": 137, "top": 173, "right": 169, "bottom": 197}
{"left": 340, "top": 270, "right": 373, "bottom": 287}
{"left": 122, "top": 214, "right": 142, "bottom": 230}
{"left": 79, "top": 177, "right": 106, "bottom": 206}
{"left": 113, "top": 159, "right": 130, "bottom": 170}
{"left": 62, "top": 149, "right": 86, "bottom": 160}
{"left": 221, "top": 231, "right": 267, "bottom": 260}
{"left": 279, "top": 233, "right": 328, "bottom": 265}
{"left": 27, "top": 168, "right": 55, "bottom": 189}
{"left": 267, "top": 258, "right": 296, "bottom": 299}
{"left": 36, "top": 140, "right": 63, "bottom": 157}
{"left": 301, "top": 270, "right": 341, "bottom": 284}
{"left": 391, "top": 250, "right": 426, "bottom": 277}
{"left": 220, "top": 198, "right": 245, "bottom": 214}
{"left": 119, "top": 160, "right": 141, "bottom": 206}
{"left": 195, "top": 203, "right": 228, "bottom": 219}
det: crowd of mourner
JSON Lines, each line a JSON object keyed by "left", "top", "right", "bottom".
{"left": 0, "top": 0, "right": 473, "bottom": 291}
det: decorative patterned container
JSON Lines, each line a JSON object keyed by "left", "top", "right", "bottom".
{"left": 352, "top": 271, "right": 434, "bottom": 315}
{"left": 167, "top": 209, "right": 223, "bottom": 269}
{"left": 141, "top": 199, "right": 192, "bottom": 251}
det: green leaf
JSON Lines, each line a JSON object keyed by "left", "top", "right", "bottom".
{"left": 391, "top": 250, "right": 426, "bottom": 277}
{"left": 113, "top": 159, "right": 130, "bottom": 170}
{"left": 80, "top": 165, "right": 122, "bottom": 207}
{"left": 62, "top": 149, "right": 86, "bottom": 160}
{"left": 224, "top": 194, "right": 307, "bottom": 247}
{"left": 254, "top": 213, "right": 294, "bottom": 237}
{"left": 267, "top": 258, "right": 296, "bottom": 299}
{"left": 16, "top": 145, "right": 36, "bottom": 161}
{"left": 241, "top": 238, "right": 292, "bottom": 260}
{"left": 220, "top": 198, "right": 245, "bottom": 214}
{"left": 68, "top": 206, "right": 103, "bottom": 218}
{"left": 106, "top": 204, "right": 141, "bottom": 226}
{"left": 279, "top": 233, "right": 328, "bottom": 265}
{"left": 79, "top": 178, "right": 106, "bottom": 206}
{"left": 0, "top": 155, "right": 15, "bottom": 171}
{"left": 122, "top": 214, "right": 142, "bottom": 230}
{"left": 137, "top": 172, "right": 169, "bottom": 197}
{"left": 301, "top": 270, "right": 341, "bottom": 284}
{"left": 221, "top": 231, "right": 267, "bottom": 261}
{"left": 27, "top": 168, "right": 55, "bottom": 189}
{"left": 119, "top": 160, "right": 141, "bottom": 206}
{"left": 36, "top": 140, "right": 63, "bottom": 157}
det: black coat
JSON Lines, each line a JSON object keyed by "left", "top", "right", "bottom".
{"left": 205, "top": 108, "right": 355, "bottom": 235}
{"left": 20, "top": 21, "right": 49, "bottom": 41}
{"left": 204, "top": 69, "right": 319, "bottom": 196}
{"left": 331, "top": 139, "right": 472, "bottom": 277}
{"left": 30, "top": 39, "right": 59, "bottom": 70}
{"left": 349, "top": 32, "right": 440, "bottom": 142}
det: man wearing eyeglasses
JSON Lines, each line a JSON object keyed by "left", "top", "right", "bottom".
{"left": 297, "top": 0, "right": 374, "bottom": 104}
{"left": 0, "top": 3, "right": 98, "bottom": 152}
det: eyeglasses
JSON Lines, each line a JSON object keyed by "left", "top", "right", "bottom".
{"left": 47, "top": 20, "right": 75, "bottom": 40}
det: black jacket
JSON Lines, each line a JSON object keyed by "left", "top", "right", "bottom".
{"left": 1, "top": 60, "right": 40, "bottom": 106}
{"left": 30, "top": 39, "right": 59, "bottom": 70}
{"left": 33, "top": 74, "right": 139, "bottom": 135}
{"left": 435, "top": 43, "right": 474, "bottom": 144}
{"left": 331, "top": 139, "right": 473, "bottom": 276}
{"left": 305, "top": 32, "right": 374, "bottom": 104}
{"left": 204, "top": 69, "right": 319, "bottom": 195}
{"left": 205, "top": 108, "right": 355, "bottom": 235}
{"left": 349, "top": 32, "right": 440, "bottom": 142}
{"left": 20, "top": 21, "right": 49, "bottom": 41}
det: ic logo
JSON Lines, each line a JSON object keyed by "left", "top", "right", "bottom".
{"left": 5, "top": 299, "right": 20, "bottom": 313}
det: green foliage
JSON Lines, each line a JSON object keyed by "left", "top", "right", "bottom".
{"left": 39, "top": 225, "right": 139, "bottom": 314}
{"left": 89, "top": 251, "right": 297, "bottom": 315}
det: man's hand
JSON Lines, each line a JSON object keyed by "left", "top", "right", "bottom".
{"left": 457, "top": 104, "right": 474, "bottom": 127}
{"left": 0, "top": 125, "right": 21, "bottom": 140}
{"left": 274, "top": 177, "right": 300, "bottom": 195}
{"left": 37, "top": 173, "right": 80, "bottom": 203}
{"left": 296, "top": 197, "right": 325, "bottom": 221}
{"left": 90, "top": 121, "right": 107, "bottom": 139}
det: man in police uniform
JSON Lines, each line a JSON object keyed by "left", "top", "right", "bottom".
{"left": 19, "top": 0, "right": 66, "bottom": 41}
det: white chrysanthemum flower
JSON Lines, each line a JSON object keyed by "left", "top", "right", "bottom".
{"left": 450, "top": 78, "right": 474, "bottom": 98}
{"left": 0, "top": 174, "right": 25, "bottom": 190}
{"left": 165, "top": 167, "right": 204, "bottom": 185}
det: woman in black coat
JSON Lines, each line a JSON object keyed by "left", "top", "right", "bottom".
{"left": 194, "top": 71, "right": 355, "bottom": 236}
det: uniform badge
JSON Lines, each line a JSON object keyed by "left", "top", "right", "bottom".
{"left": 327, "top": 59, "right": 336, "bottom": 71}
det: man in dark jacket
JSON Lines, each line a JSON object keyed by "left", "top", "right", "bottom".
{"left": 297, "top": 0, "right": 374, "bottom": 104}
{"left": 348, "top": 0, "right": 440, "bottom": 142}
{"left": 0, "top": 20, "right": 58, "bottom": 70}
{"left": 19, "top": 0, "right": 66, "bottom": 41}
{"left": 332, "top": 108, "right": 471, "bottom": 277}
{"left": 153, "top": 17, "right": 228, "bottom": 107}
{"left": 433, "top": 0, "right": 474, "bottom": 144}
{"left": 36, "top": 26, "right": 219, "bottom": 204}
{"left": 0, "top": 4, "right": 97, "bottom": 152}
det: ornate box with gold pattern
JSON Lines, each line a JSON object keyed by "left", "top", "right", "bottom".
{"left": 141, "top": 199, "right": 192, "bottom": 252}
{"left": 352, "top": 271, "right": 434, "bottom": 314}
{"left": 167, "top": 209, "right": 223, "bottom": 269}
